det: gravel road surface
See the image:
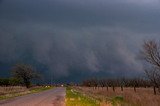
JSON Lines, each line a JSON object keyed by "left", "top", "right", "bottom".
{"left": 0, "top": 87, "right": 65, "bottom": 106}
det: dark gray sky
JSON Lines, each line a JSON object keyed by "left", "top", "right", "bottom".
{"left": 0, "top": 0, "right": 160, "bottom": 82}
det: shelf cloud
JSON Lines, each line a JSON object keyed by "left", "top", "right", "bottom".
{"left": 0, "top": 0, "right": 160, "bottom": 81}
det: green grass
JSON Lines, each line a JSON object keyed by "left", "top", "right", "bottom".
{"left": 0, "top": 86, "right": 53, "bottom": 100}
{"left": 66, "top": 87, "right": 100, "bottom": 106}
{"left": 30, "top": 86, "right": 53, "bottom": 93}
{"left": 105, "top": 95, "right": 129, "bottom": 106}
{"left": 110, "top": 96, "right": 124, "bottom": 106}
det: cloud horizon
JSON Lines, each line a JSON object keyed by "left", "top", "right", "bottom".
{"left": 0, "top": 0, "right": 160, "bottom": 82}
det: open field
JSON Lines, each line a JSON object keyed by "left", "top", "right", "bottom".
{"left": 0, "top": 86, "right": 53, "bottom": 100}
{"left": 74, "top": 87, "right": 160, "bottom": 106}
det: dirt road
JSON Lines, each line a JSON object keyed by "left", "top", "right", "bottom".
{"left": 0, "top": 87, "right": 65, "bottom": 106}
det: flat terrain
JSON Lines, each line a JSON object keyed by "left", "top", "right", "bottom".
{"left": 66, "top": 87, "right": 100, "bottom": 106}
{"left": 75, "top": 87, "right": 160, "bottom": 106}
{"left": 0, "top": 87, "right": 65, "bottom": 106}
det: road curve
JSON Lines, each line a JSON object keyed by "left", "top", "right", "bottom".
{"left": 0, "top": 87, "right": 66, "bottom": 106}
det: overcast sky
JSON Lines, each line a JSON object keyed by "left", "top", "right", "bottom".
{"left": 0, "top": 0, "right": 160, "bottom": 82}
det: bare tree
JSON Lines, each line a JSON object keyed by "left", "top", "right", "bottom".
{"left": 91, "top": 78, "right": 98, "bottom": 89}
{"left": 119, "top": 78, "right": 126, "bottom": 91}
{"left": 141, "top": 40, "right": 160, "bottom": 67}
{"left": 140, "top": 40, "right": 160, "bottom": 94}
{"left": 145, "top": 67, "right": 160, "bottom": 94}
{"left": 12, "top": 64, "right": 40, "bottom": 88}
{"left": 99, "top": 79, "right": 106, "bottom": 90}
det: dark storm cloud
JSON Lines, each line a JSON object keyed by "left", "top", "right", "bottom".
{"left": 0, "top": 0, "right": 160, "bottom": 80}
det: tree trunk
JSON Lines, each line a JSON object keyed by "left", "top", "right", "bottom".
{"left": 153, "top": 86, "right": 156, "bottom": 95}
{"left": 102, "top": 86, "right": 103, "bottom": 90}
{"left": 24, "top": 79, "right": 30, "bottom": 88}
{"left": 158, "top": 86, "right": 160, "bottom": 93}
{"left": 134, "top": 86, "right": 136, "bottom": 92}
{"left": 121, "top": 86, "right": 123, "bottom": 91}
{"left": 106, "top": 86, "right": 108, "bottom": 91}
{"left": 112, "top": 86, "right": 115, "bottom": 92}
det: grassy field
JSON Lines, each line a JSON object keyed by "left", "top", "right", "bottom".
{"left": 75, "top": 87, "right": 160, "bottom": 106}
{"left": 66, "top": 87, "right": 100, "bottom": 106}
{"left": 0, "top": 86, "right": 53, "bottom": 100}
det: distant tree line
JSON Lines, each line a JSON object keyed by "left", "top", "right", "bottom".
{"left": 82, "top": 77, "right": 150, "bottom": 92}
{"left": 0, "top": 78, "right": 21, "bottom": 86}
{"left": 0, "top": 64, "right": 40, "bottom": 88}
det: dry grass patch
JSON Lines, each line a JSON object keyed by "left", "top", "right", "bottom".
{"left": 0, "top": 86, "right": 53, "bottom": 100}
{"left": 0, "top": 86, "right": 27, "bottom": 95}
{"left": 75, "top": 87, "right": 160, "bottom": 106}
